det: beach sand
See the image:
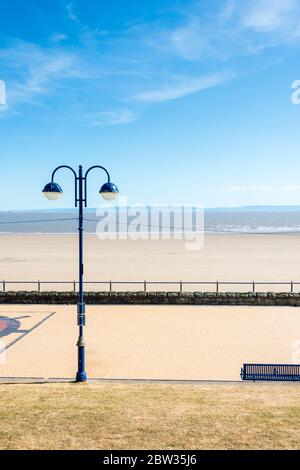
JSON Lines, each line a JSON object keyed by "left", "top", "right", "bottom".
{"left": 0, "top": 233, "right": 300, "bottom": 291}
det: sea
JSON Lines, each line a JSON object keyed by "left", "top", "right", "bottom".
{"left": 1, "top": 206, "right": 300, "bottom": 234}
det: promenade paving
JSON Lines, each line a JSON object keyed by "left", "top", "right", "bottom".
{"left": 0, "top": 305, "right": 299, "bottom": 381}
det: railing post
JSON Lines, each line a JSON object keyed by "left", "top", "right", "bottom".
{"left": 252, "top": 281, "right": 255, "bottom": 293}
{"left": 291, "top": 281, "right": 294, "bottom": 293}
{"left": 38, "top": 280, "right": 40, "bottom": 292}
{"left": 73, "top": 280, "right": 76, "bottom": 292}
{"left": 110, "top": 280, "right": 112, "bottom": 292}
{"left": 144, "top": 280, "right": 147, "bottom": 292}
{"left": 2, "top": 281, "right": 5, "bottom": 292}
{"left": 216, "top": 281, "right": 219, "bottom": 293}
{"left": 180, "top": 281, "right": 183, "bottom": 293}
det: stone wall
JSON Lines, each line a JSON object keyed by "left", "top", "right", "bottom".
{"left": 0, "top": 291, "right": 300, "bottom": 306}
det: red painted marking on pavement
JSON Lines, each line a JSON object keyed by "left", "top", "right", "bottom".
{"left": 0, "top": 319, "right": 9, "bottom": 332}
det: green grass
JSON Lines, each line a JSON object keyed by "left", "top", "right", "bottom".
{"left": 1, "top": 382, "right": 300, "bottom": 449}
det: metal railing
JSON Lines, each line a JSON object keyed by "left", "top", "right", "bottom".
{"left": 1, "top": 280, "right": 300, "bottom": 293}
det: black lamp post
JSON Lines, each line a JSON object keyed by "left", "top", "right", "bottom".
{"left": 42, "top": 165, "right": 119, "bottom": 382}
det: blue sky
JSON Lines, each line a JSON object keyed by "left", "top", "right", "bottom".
{"left": 1, "top": 0, "right": 300, "bottom": 210}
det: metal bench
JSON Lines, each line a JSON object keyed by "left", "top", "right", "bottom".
{"left": 241, "top": 363, "right": 300, "bottom": 381}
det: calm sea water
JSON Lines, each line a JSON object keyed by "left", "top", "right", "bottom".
{"left": 1, "top": 209, "right": 300, "bottom": 234}
{"left": 204, "top": 210, "right": 300, "bottom": 233}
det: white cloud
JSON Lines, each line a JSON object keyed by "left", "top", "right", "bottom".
{"left": 66, "top": 3, "right": 79, "bottom": 23}
{"left": 214, "top": 184, "right": 300, "bottom": 193}
{"left": 241, "top": 0, "right": 299, "bottom": 33}
{"left": 169, "top": 22, "right": 210, "bottom": 61}
{"left": 146, "top": 0, "right": 300, "bottom": 64}
{"left": 2, "top": 0, "right": 300, "bottom": 123}
{"left": 283, "top": 185, "right": 300, "bottom": 192}
{"left": 133, "top": 72, "right": 233, "bottom": 103}
{"left": 216, "top": 185, "right": 273, "bottom": 193}
{"left": 0, "top": 80, "right": 6, "bottom": 105}
{"left": 50, "top": 33, "right": 68, "bottom": 43}
{"left": 90, "top": 110, "right": 136, "bottom": 125}
{"left": 0, "top": 41, "right": 81, "bottom": 112}
{"left": 219, "top": 0, "right": 238, "bottom": 21}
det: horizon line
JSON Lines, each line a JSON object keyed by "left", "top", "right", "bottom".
{"left": 2, "top": 204, "right": 300, "bottom": 212}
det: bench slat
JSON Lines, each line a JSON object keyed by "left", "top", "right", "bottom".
{"left": 241, "top": 364, "right": 300, "bottom": 381}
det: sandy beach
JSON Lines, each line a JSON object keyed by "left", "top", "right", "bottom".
{"left": 0, "top": 233, "right": 300, "bottom": 291}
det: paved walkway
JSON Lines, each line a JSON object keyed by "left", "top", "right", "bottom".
{"left": 0, "top": 305, "right": 299, "bottom": 381}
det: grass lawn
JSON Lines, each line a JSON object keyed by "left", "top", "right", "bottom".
{"left": 0, "top": 382, "right": 300, "bottom": 450}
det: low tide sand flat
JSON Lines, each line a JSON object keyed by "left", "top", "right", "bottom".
{"left": 0, "top": 234, "right": 300, "bottom": 291}
{"left": 0, "top": 305, "right": 299, "bottom": 381}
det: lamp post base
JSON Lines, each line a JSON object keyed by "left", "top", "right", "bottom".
{"left": 76, "top": 371, "right": 87, "bottom": 382}
{"left": 76, "top": 335, "right": 86, "bottom": 382}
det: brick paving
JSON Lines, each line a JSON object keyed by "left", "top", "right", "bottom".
{"left": 0, "top": 305, "right": 299, "bottom": 381}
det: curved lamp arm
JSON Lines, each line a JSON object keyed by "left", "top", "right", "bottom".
{"left": 84, "top": 165, "right": 110, "bottom": 207}
{"left": 51, "top": 165, "right": 78, "bottom": 206}
{"left": 51, "top": 165, "right": 77, "bottom": 182}
{"left": 85, "top": 165, "right": 110, "bottom": 182}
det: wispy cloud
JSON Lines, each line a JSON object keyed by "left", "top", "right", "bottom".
{"left": 215, "top": 185, "right": 273, "bottom": 193}
{"left": 145, "top": 0, "right": 300, "bottom": 63}
{"left": 1, "top": 0, "right": 300, "bottom": 123}
{"left": 89, "top": 110, "right": 136, "bottom": 126}
{"left": 166, "top": 22, "right": 211, "bottom": 61}
{"left": 0, "top": 41, "right": 80, "bottom": 112}
{"left": 133, "top": 72, "right": 234, "bottom": 103}
{"left": 283, "top": 185, "right": 300, "bottom": 192}
{"left": 214, "top": 184, "right": 300, "bottom": 193}
{"left": 65, "top": 3, "right": 79, "bottom": 23}
{"left": 241, "top": 0, "right": 300, "bottom": 33}
{"left": 50, "top": 33, "right": 68, "bottom": 44}
{"left": 0, "top": 80, "right": 6, "bottom": 105}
